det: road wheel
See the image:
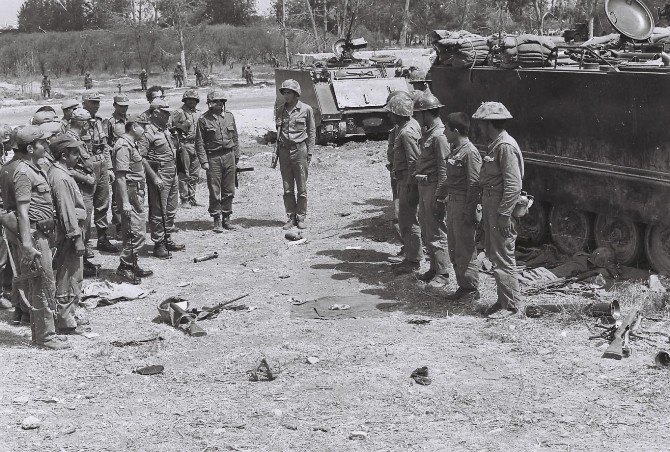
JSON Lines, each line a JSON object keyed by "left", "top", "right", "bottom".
{"left": 645, "top": 224, "right": 670, "bottom": 275}
{"left": 518, "top": 201, "right": 549, "bottom": 246}
{"left": 549, "top": 205, "right": 593, "bottom": 255}
{"left": 594, "top": 215, "right": 643, "bottom": 265}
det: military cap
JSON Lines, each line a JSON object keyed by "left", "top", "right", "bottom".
{"left": 14, "top": 125, "right": 49, "bottom": 146}
{"left": 413, "top": 91, "right": 443, "bottom": 112}
{"left": 126, "top": 113, "right": 150, "bottom": 124}
{"left": 61, "top": 99, "right": 79, "bottom": 110}
{"left": 40, "top": 121, "right": 63, "bottom": 138}
{"left": 279, "top": 79, "right": 301, "bottom": 96}
{"left": 182, "top": 89, "right": 200, "bottom": 101}
{"left": 49, "top": 134, "right": 84, "bottom": 157}
{"left": 472, "top": 101, "right": 513, "bottom": 120}
{"left": 0, "top": 124, "right": 13, "bottom": 143}
{"left": 114, "top": 94, "right": 130, "bottom": 106}
{"left": 384, "top": 95, "right": 413, "bottom": 117}
{"left": 149, "top": 98, "right": 170, "bottom": 110}
{"left": 82, "top": 92, "right": 102, "bottom": 102}
{"left": 71, "top": 108, "right": 92, "bottom": 121}
{"left": 32, "top": 110, "right": 57, "bottom": 125}
{"left": 207, "top": 89, "right": 227, "bottom": 102}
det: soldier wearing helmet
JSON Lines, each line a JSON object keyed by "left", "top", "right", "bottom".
{"left": 174, "top": 62, "right": 184, "bottom": 88}
{"left": 104, "top": 94, "right": 131, "bottom": 239}
{"left": 275, "top": 79, "right": 315, "bottom": 230}
{"left": 472, "top": 101, "right": 524, "bottom": 318}
{"left": 195, "top": 89, "right": 240, "bottom": 232}
{"left": 144, "top": 98, "right": 185, "bottom": 257}
{"left": 0, "top": 124, "right": 13, "bottom": 165}
{"left": 139, "top": 69, "right": 148, "bottom": 91}
{"left": 385, "top": 92, "right": 423, "bottom": 272}
{"left": 436, "top": 112, "right": 482, "bottom": 302}
{"left": 173, "top": 89, "right": 202, "bottom": 209}
{"left": 412, "top": 90, "right": 451, "bottom": 285}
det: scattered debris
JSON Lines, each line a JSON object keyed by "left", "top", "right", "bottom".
{"left": 193, "top": 252, "right": 219, "bottom": 263}
{"left": 602, "top": 310, "right": 642, "bottom": 360}
{"left": 525, "top": 301, "right": 620, "bottom": 319}
{"left": 82, "top": 332, "right": 100, "bottom": 339}
{"left": 290, "top": 297, "right": 308, "bottom": 306}
{"left": 285, "top": 231, "right": 303, "bottom": 241}
{"left": 60, "top": 426, "right": 76, "bottom": 435}
{"left": 279, "top": 275, "right": 291, "bottom": 279}
{"left": 313, "top": 426, "right": 330, "bottom": 432}
{"left": 283, "top": 422, "right": 298, "bottom": 430}
{"left": 649, "top": 275, "right": 667, "bottom": 294}
{"left": 197, "top": 294, "right": 250, "bottom": 321}
{"left": 248, "top": 358, "right": 275, "bottom": 382}
{"left": 12, "top": 396, "right": 28, "bottom": 405}
{"left": 292, "top": 295, "right": 385, "bottom": 320}
{"left": 157, "top": 298, "right": 207, "bottom": 337}
{"left": 408, "top": 319, "right": 431, "bottom": 325}
{"left": 21, "top": 416, "right": 40, "bottom": 430}
{"left": 82, "top": 281, "right": 149, "bottom": 308}
{"left": 176, "top": 281, "right": 192, "bottom": 287}
{"left": 349, "top": 431, "right": 368, "bottom": 440}
{"left": 111, "top": 336, "right": 164, "bottom": 347}
{"left": 338, "top": 212, "right": 351, "bottom": 217}
{"left": 306, "top": 356, "right": 320, "bottom": 364}
{"left": 287, "top": 238, "right": 307, "bottom": 246}
{"left": 329, "top": 304, "right": 350, "bottom": 311}
{"left": 655, "top": 351, "right": 670, "bottom": 368}
{"left": 410, "top": 366, "right": 432, "bottom": 385}
{"left": 132, "top": 365, "right": 164, "bottom": 375}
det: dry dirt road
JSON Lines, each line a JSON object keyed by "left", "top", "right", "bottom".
{"left": 1, "top": 90, "right": 670, "bottom": 451}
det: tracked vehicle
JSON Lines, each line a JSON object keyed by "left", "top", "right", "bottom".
{"left": 430, "top": 0, "right": 670, "bottom": 273}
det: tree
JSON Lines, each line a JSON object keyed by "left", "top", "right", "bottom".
{"left": 203, "top": 0, "right": 256, "bottom": 25}
{"left": 157, "top": 0, "right": 206, "bottom": 81}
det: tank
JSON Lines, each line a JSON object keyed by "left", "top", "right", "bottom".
{"left": 430, "top": 1, "right": 670, "bottom": 274}
{"left": 275, "top": 18, "right": 412, "bottom": 143}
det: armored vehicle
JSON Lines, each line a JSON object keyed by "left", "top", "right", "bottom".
{"left": 430, "top": 0, "right": 670, "bottom": 273}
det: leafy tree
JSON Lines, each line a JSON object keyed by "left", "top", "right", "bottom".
{"left": 202, "top": 0, "right": 256, "bottom": 25}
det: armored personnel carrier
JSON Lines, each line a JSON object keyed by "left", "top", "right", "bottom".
{"left": 275, "top": 19, "right": 412, "bottom": 143}
{"left": 430, "top": 0, "right": 670, "bottom": 273}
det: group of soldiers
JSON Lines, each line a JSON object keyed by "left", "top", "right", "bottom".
{"left": 386, "top": 90, "right": 523, "bottom": 318}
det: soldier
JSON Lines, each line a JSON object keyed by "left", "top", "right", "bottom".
{"left": 174, "top": 63, "right": 184, "bottom": 88}
{"left": 0, "top": 124, "right": 13, "bottom": 165}
{"left": 143, "top": 98, "right": 185, "bottom": 257}
{"left": 41, "top": 75, "right": 51, "bottom": 98}
{"left": 385, "top": 93, "right": 423, "bottom": 273}
{"left": 0, "top": 124, "right": 16, "bottom": 312}
{"left": 60, "top": 99, "right": 79, "bottom": 133}
{"left": 138, "top": 86, "right": 165, "bottom": 123}
{"left": 472, "top": 102, "right": 524, "bottom": 318}
{"left": 114, "top": 114, "right": 154, "bottom": 282}
{"left": 46, "top": 135, "right": 88, "bottom": 335}
{"left": 84, "top": 73, "right": 93, "bottom": 90}
{"left": 274, "top": 79, "right": 315, "bottom": 230}
{"left": 194, "top": 66, "right": 204, "bottom": 87}
{"left": 32, "top": 109, "right": 57, "bottom": 126}
{"left": 413, "top": 91, "right": 451, "bottom": 285}
{"left": 139, "top": 69, "right": 149, "bottom": 91}
{"left": 173, "top": 89, "right": 201, "bottom": 208}
{"left": 195, "top": 90, "right": 239, "bottom": 232}
{"left": 82, "top": 92, "right": 119, "bottom": 254}
{"left": 0, "top": 126, "right": 69, "bottom": 349}
{"left": 437, "top": 112, "right": 482, "bottom": 301}
{"left": 105, "top": 94, "right": 131, "bottom": 238}
{"left": 245, "top": 65, "right": 254, "bottom": 85}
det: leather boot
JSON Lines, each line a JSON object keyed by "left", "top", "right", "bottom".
{"left": 97, "top": 231, "right": 120, "bottom": 253}
{"left": 117, "top": 263, "right": 141, "bottom": 284}
{"left": 212, "top": 216, "right": 223, "bottom": 233}
{"left": 55, "top": 296, "right": 77, "bottom": 330}
{"left": 153, "top": 243, "right": 171, "bottom": 259}
{"left": 133, "top": 261, "right": 153, "bottom": 278}
{"left": 166, "top": 238, "right": 185, "bottom": 251}
{"left": 33, "top": 307, "right": 69, "bottom": 350}
{"left": 295, "top": 215, "right": 306, "bottom": 230}
{"left": 282, "top": 214, "right": 295, "bottom": 230}
{"left": 83, "top": 259, "right": 100, "bottom": 278}
{"left": 222, "top": 216, "right": 237, "bottom": 231}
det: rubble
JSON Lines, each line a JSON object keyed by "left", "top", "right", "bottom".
{"left": 21, "top": 416, "right": 40, "bottom": 430}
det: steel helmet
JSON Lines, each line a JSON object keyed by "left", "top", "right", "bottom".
{"left": 414, "top": 91, "right": 444, "bottom": 112}
{"left": 279, "top": 79, "right": 301, "bottom": 96}
{"left": 409, "top": 68, "right": 427, "bottom": 82}
{"left": 0, "top": 124, "right": 13, "bottom": 143}
{"left": 207, "top": 89, "right": 228, "bottom": 102}
{"left": 182, "top": 89, "right": 200, "bottom": 102}
{"left": 386, "top": 90, "right": 411, "bottom": 104}
{"left": 71, "top": 108, "right": 92, "bottom": 122}
{"left": 472, "top": 101, "right": 513, "bottom": 120}
{"left": 384, "top": 95, "right": 414, "bottom": 117}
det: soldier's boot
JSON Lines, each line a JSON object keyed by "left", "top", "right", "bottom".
{"left": 97, "top": 231, "right": 120, "bottom": 253}
{"left": 166, "top": 236, "right": 186, "bottom": 251}
{"left": 222, "top": 215, "right": 237, "bottom": 231}
{"left": 55, "top": 296, "right": 77, "bottom": 332}
{"left": 295, "top": 215, "right": 306, "bottom": 230}
{"left": 83, "top": 259, "right": 100, "bottom": 278}
{"left": 212, "top": 216, "right": 224, "bottom": 233}
{"left": 282, "top": 214, "right": 295, "bottom": 230}
{"left": 117, "top": 263, "right": 141, "bottom": 285}
{"left": 33, "top": 307, "right": 70, "bottom": 350}
{"left": 84, "top": 246, "right": 95, "bottom": 259}
{"left": 132, "top": 258, "right": 154, "bottom": 278}
{"left": 153, "top": 243, "right": 171, "bottom": 259}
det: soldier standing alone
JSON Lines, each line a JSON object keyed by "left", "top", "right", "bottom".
{"left": 275, "top": 79, "right": 315, "bottom": 230}
{"left": 174, "top": 63, "right": 184, "bottom": 88}
{"left": 139, "top": 69, "right": 148, "bottom": 91}
{"left": 195, "top": 90, "right": 239, "bottom": 232}
{"left": 172, "top": 90, "right": 201, "bottom": 208}
{"left": 41, "top": 75, "right": 51, "bottom": 99}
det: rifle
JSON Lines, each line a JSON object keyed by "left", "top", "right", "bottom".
{"left": 169, "top": 301, "right": 207, "bottom": 337}
{"left": 1, "top": 223, "right": 31, "bottom": 313}
{"left": 271, "top": 107, "right": 286, "bottom": 169}
{"left": 235, "top": 167, "right": 254, "bottom": 188}
{"left": 602, "top": 310, "right": 641, "bottom": 360}
{"left": 196, "top": 293, "right": 250, "bottom": 321}
{"left": 169, "top": 127, "right": 188, "bottom": 175}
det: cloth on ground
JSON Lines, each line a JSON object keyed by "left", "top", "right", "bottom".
{"left": 82, "top": 281, "right": 150, "bottom": 307}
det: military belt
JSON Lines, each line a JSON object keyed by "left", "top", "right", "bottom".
{"left": 206, "top": 147, "right": 234, "bottom": 155}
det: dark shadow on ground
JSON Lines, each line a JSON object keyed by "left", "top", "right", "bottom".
{"left": 0, "top": 319, "right": 31, "bottom": 347}
{"left": 338, "top": 198, "right": 397, "bottom": 244}
{"left": 232, "top": 217, "right": 285, "bottom": 228}
{"left": 173, "top": 219, "right": 213, "bottom": 231}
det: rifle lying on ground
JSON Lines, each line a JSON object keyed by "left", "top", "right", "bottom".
{"left": 169, "top": 301, "right": 207, "bottom": 337}
{"left": 196, "top": 293, "right": 250, "bottom": 321}
{"left": 602, "top": 310, "right": 641, "bottom": 360}
{"left": 235, "top": 167, "right": 254, "bottom": 188}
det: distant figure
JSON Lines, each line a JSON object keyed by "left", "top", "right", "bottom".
{"left": 194, "top": 65, "right": 204, "bottom": 87}
{"left": 84, "top": 73, "right": 93, "bottom": 90}
{"left": 41, "top": 75, "right": 51, "bottom": 98}
{"left": 244, "top": 65, "right": 254, "bottom": 85}
{"left": 139, "top": 69, "right": 148, "bottom": 91}
{"left": 174, "top": 62, "right": 184, "bottom": 88}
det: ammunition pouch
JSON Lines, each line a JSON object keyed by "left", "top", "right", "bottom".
{"left": 512, "top": 191, "right": 534, "bottom": 218}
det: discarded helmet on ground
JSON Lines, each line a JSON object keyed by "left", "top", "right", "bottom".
{"left": 279, "top": 79, "right": 301, "bottom": 96}
{"left": 207, "top": 89, "right": 227, "bottom": 102}
{"left": 384, "top": 94, "right": 414, "bottom": 117}
{"left": 182, "top": 89, "right": 200, "bottom": 102}
{"left": 472, "top": 101, "right": 513, "bottom": 120}
{"left": 414, "top": 91, "right": 443, "bottom": 112}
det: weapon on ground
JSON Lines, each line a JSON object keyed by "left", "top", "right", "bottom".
{"left": 524, "top": 301, "right": 620, "bottom": 319}
{"left": 235, "top": 166, "right": 254, "bottom": 188}
{"left": 602, "top": 310, "right": 641, "bottom": 360}
{"left": 169, "top": 301, "right": 207, "bottom": 337}
{"left": 196, "top": 293, "right": 250, "bottom": 321}
{"left": 193, "top": 252, "right": 218, "bottom": 263}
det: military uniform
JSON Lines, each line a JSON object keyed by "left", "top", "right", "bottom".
{"left": 139, "top": 70, "right": 148, "bottom": 91}
{"left": 105, "top": 96, "right": 131, "bottom": 235}
{"left": 415, "top": 117, "right": 450, "bottom": 278}
{"left": 195, "top": 98, "right": 239, "bottom": 224}
{"left": 174, "top": 65, "right": 184, "bottom": 87}
{"left": 172, "top": 101, "right": 201, "bottom": 206}
{"left": 84, "top": 112, "right": 113, "bottom": 242}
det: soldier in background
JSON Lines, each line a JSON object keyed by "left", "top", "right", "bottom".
{"left": 195, "top": 90, "right": 239, "bottom": 232}
{"left": 105, "top": 95, "right": 131, "bottom": 238}
{"left": 172, "top": 89, "right": 201, "bottom": 208}
{"left": 245, "top": 65, "right": 254, "bottom": 85}
{"left": 41, "top": 75, "right": 51, "bottom": 98}
{"left": 84, "top": 73, "right": 93, "bottom": 90}
{"left": 143, "top": 99, "right": 185, "bottom": 258}
{"left": 47, "top": 135, "right": 88, "bottom": 335}
{"left": 82, "top": 93, "right": 118, "bottom": 254}
{"left": 274, "top": 79, "right": 315, "bottom": 230}
{"left": 139, "top": 69, "right": 149, "bottom": 91}
{"left": 174, "top": 63, "right": 184, "bottom": 88}
{"left": 194, "top": 66, "right": 204, "bottom": 87}
{"left": 413, "top": 91, "right": 451, "bottom": 285}
{"left": 60, "top": 99, "right": 79, "bottom": 133}
{"left": 472, "top": 102, "right": 523, "bottom": 318}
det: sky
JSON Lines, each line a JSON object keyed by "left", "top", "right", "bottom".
{"left": 0, "top": 0, "right": 273, "bottom": 28}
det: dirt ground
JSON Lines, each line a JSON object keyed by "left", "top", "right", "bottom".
{"left": 1, "top": 86, "right": 670, "bottom": 451}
